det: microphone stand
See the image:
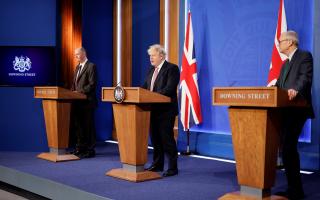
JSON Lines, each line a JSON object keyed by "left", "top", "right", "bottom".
{"left": 180, "top": 129, "right": 192, "bottom": 156}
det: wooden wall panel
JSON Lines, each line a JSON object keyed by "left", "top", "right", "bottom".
{"left": 112, "top": 0, "right": 133, "bottom": 140}
{"left": 61, "top": 0, "right": 82, "bottom": 89}
{"left": 113, "top": 0, "right": 132, "bottom": 87}
{"left": 112, "top": 0, "right": 179, "bottom": 140}
{"left": 160, "top": 0, "right": 180, "bottom": 140}
{"left": 160, "top": 0, "right": 179, "bottom": 65}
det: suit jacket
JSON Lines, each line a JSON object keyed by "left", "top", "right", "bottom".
{"left": 275, "top": 49, "right": 314, "bottom": 118}
{"left": 71, "top": 61, "right": 97, "bottom": 106}
{"left": 142, "top": 60, "right": 180, "bottom": 115}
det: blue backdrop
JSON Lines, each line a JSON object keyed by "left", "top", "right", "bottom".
{"left": 0, "top": 0, "right": 113, "bottom": 151}
{"left": 0, "top": 0, "right": 319, "bottom": 170}
{"left": 0, "top": 0, "right": 56, "bottom": 46}
{"left": 82, "top": 0, "right": 113, "bottom": 141}
{"left": 132, "top": 0, "right": 160, "bottom": 87}
{"left": 0, "top": 0, "right": 56, "bottom": 151}
{"left": 177, "top": 0, "right": 319, "bottom": 169}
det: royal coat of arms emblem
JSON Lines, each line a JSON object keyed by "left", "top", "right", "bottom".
{"left": 13, "top": 56, "right": 32, "bottom": 72}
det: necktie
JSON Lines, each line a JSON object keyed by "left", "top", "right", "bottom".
{"left": 150, "top": 67, "right": 159, "bottom": 91}
{"left": 76, "top": 64, "right": 82, "bottom": 80}
{"left": 280, "top": 60, "right": 289, "bottom": 88}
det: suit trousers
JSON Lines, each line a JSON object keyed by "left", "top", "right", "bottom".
{"left": 280, "top": 108, "right": 308, "bottom": 196}
{"left": 150, "top": 110, "right": 178, "bottom": 170}
{"left": 71, "top": 101, "right": 96, "bottom": 151}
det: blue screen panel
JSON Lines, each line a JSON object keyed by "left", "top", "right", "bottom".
{"left": 0, "top": 46, "right": 56, "bottom": 86}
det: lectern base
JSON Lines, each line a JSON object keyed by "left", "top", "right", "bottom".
{"left": 37, "top": 153, "right": 80, "bottom": 162}
{"left": 106, "top": 168, "right": 161, "bottom": 182}
{"left": 219, "top": 192, "right": 287, "bottom": 200}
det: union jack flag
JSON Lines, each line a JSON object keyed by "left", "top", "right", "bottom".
{"left": 267, "top": 0, "right": 287, "bottom": 86}
{"left": 179, "top": 11, "right": 202, "bottom": 131}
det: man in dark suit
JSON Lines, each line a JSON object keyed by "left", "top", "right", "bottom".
{"left": 275, "top": 31, "right": 314, "bottom": 199}
{"left": 142, "top": 44, "right": 180, "bottom": 177}
{"left": 71, "top": 47, "right": 97, "bottom": 158}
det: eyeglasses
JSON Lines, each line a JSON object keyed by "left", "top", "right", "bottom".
{"left": 278, "top": 39, "right": 289, "bottom": 44}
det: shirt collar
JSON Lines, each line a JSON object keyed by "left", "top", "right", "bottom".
{"left": 288, "top": 48, "right": 298, "bottom": 61}
{"left": 80, "top": 58, "right": 88, "bottom": 67}
{"left": 156, "top": 60, "right": 165, "bottom": 71}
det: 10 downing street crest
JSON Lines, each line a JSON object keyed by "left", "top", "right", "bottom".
{"left": 13, "top": 56, "right": 32, "bottom": 72}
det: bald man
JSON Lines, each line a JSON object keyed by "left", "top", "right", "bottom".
{"left": 71, "top": 47, "right": 97, "bottom": 158}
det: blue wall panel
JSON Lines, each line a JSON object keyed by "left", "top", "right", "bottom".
{"left": 0, "top": 0, "right": 56, "bottom": 46}
{"left": 0, "top": 87, "right": 48, "bottom": 151}
{"left": 0, "top": 0, "right": 114, "bottom": 150}
{"left": 132, "top": 0, "right": 160, "bottom": 87}
{"left": 0, "top": 0, "right": 56, "bottom": 151}
{"left": 177, "top": 0, "right": 319, "bottom": 170}
{"left": 0, "top": 0, "right": 318, "bottom": 170}
{"left": 82, "top": 0, "right": 113, "bottom": 141}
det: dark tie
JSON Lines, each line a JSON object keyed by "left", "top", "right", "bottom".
{"left": 76, "top": 64, "right": 82, "bottom": 81}
{"left": 279, "top": 60, "right": 289, "bottom": 88}
{"left": 150, "top": 67, "right": 159, "bottom": 91}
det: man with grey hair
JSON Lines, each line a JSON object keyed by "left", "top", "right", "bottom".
{"left": 142, "top": 44, "right": 180, "bottom": 177}
{"left": 275, "top": 31, "right": 314, "bottom": 199}
{"left": 70, "top": 47, "right": 97, "bottom": 158}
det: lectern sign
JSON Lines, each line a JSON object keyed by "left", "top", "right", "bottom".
{"left": 34, "top": 86, "right": 86, "bottom": 100}
{"left": 213, "top": 87, "right": 307, "bottom": 107}
{"left": 34, "top": 87, "right": 57, "bottom": 98}
{"left": 213, "top": 87, "right": 276, "bottom": 107}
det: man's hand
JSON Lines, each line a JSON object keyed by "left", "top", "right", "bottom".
{"left": 288, "top": 89, "right": 298, "bottom": 100}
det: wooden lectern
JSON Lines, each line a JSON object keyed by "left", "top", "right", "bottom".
{"left": 101, "top": 87, "right": 170, "bottom": 182}
{"left": 34, "top": 86, "right": 86, "bottom": 162}
{"left": 213, "top": 87, "right": 307, "bottom": 200}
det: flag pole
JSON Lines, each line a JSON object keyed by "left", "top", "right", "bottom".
{"left": 180, "top": 129, "right": 192, "bottom": 156}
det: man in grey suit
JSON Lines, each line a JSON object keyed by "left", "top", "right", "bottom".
{"left": 71, "top": 47, "right": 97, "bottom": 158}
{"left": 275, "top": 31, "right": 314, "bottom": 200}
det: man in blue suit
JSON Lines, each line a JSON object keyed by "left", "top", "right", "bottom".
{"left": 142, "top": 44, "right": 180, "bottom": 177}
{"left": 275, "top": 31, "right": 314, "bottom": 200}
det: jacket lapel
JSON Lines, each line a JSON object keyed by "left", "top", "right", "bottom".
{"left": 77, "top": 61, "right": 89, "bottom": 82}
{"left": 74, "top": 64, "right": 81, "bottom": 82}
{"left": 283, "top": 50, "right": 298, "bottom": 83}
{"left": 153, "top": 61, "right": 167, "bottom": 86}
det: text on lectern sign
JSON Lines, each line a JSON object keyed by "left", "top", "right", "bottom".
{"left": 218, "top": 92, "right": 271, "bottom": 100}
{"left": 213, "top": 87, "right": 278, "bottom": 107}
{"left": 34, "top": 87, "right": 57, "bottom": 98}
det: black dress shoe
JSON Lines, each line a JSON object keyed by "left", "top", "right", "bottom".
{"left": 275, "top": 191, "right": 289, "bottom": 198}
{"left": 146, "top": 165, "right": 163, "bottom": 172}
{"left": 72, "top": 150, "right": 84, "bottom": 156}
{"left": 79, "top": 150, "right": 96, "bottom": 158}
{"left": 162, "top": 169, "right": 178, "bottom": 177}
{"left": 276, "top": 164, "right": 284, "bottom": 169}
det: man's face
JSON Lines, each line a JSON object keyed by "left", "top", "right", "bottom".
{"left": 74, "top": 49, "right": 86, "bottom": 63}
{"left": 278, "top": 34, "right": 290, "bottom": 55}
{"left": 149, "top": 50, "right": 163, "bottom": 67}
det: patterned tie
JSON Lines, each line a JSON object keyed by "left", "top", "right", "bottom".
{"left": 150, "top": 67, "right": 159, "bottom": 91}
